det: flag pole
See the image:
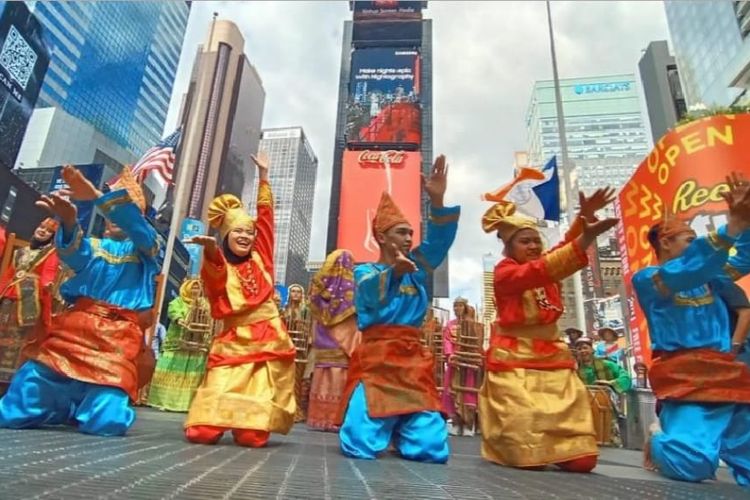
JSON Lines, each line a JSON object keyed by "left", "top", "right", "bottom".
{"left": 152, "top": 13, "right": 219, "bottom": 323}
{"left": 546, "top": 0, "right": 587, "bottom": 332}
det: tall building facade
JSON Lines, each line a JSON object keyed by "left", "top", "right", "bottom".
{"left": 664, "top": 0, "right": 750, "bottom": 107}
{"left": 174, "top": 19, "right": 265, "bottom": 222}
{"left": 26, "top": 1, "right": 189, "bottom": 155}
{"left": 525, "top": 74, "right": 650, "bottom": 331}
{"left": 638, "top": 40, "right": 687, "bottom": 142}
{"left": 326, "top": 1, "right": 449, "bottom": 297}
{"left": 256, "top": 127, "right": 318, "bottom": 287}
{"left": 526, "top": 74, "right": 650, "bottom": 194}
{"left": 0, "top": 1, "right": 49, "bottom": 170}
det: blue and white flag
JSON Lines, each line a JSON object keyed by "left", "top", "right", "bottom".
{"left": 506, "top": 156, "right": 560, "bottom": 222}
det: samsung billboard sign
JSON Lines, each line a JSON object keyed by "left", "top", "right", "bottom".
{"left": 574, "top": 81, "right": 631, "bottom": 95}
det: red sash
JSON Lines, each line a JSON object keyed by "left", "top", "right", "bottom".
{"left": 649, "top": 349, "right": 750, "bottom": 403}
{"left": 336, "top": 325, "right": 441, "bottom": 423}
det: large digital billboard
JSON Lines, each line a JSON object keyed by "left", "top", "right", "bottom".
{"left": 0, "top": 2, "right": 49, "bottom": 170}
{"left": 337, "top": 149, "right": 422, "bottom": 262}
{"left": 347, "top": 47, "right": 421, "bottom": 146}
{"left": 351, "top": 1, "right": 424, "bottom": 20}
{"left": 615, "top": 113, "right": 750, "bottom": 364}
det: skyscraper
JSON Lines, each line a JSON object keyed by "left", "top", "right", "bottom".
{"left": 26, "top": 1, "right": 190, "bottom": 156}
{"left": 174, "top": 18, "right": 265, "bottom": 222}
{"left": 525, "top": 74, "right": 650, "bottom": 194}
{"left": 638, "top": 40, "right": 687, "bottom": 142}
{"left": 256, "top": 127, "right": 318, "bottom": 287}
{"left": 525, "top": 74, "right": 650, "bottom": 331}
{"left": 664, "top": 0, "right": 750, "bottom": 107}
{"left": 326, "top": 1, "right": 448, "bottom": 297}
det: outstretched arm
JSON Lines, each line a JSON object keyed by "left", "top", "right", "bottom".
{"left": 251, "top": 152, "right": 274, "bottom": 270}
{"left": 37, "top": 192, "right": 92, "bottom": 273}
{"left": 411, "top": 154, "right": 460, "bottom": 272}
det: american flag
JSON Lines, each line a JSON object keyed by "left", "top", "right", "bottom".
{"left": 112, "top": 127, "right": 182, "bottom": 185}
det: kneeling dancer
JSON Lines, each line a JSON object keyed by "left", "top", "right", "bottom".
{"left": 184, "top": 152, "right": 296, "bottom": 447}
{"left": 479, "top": 188, "right": 617, "bottom": 471}
{"left": 337, "top": 155, "right": 459, "bottom": 463}
{"left": 0, "top": 166, "right": 160, "bottom": 436}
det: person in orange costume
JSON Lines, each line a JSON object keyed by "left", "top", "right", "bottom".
{"left": 184, "top": 151, "right": 296, "bottom": 447}
{"left": 479, "top": 188, "right": 618, "bottom": 473}
{"left": 0, "top": 218, "right": 60, "bottom": 385}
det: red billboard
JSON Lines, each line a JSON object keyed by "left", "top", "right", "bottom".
{"left": 616, "top": 113, "right": 750, "bottom": 364}
{"left": 346, "top": 47, "right": 421, "bottom": 146}
{"left": 337, "top": 149, "right": 422, "bottom": 262}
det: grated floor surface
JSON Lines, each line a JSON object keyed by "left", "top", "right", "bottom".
{"left": 0, "top": 408, "right": 745, "bottom": 499}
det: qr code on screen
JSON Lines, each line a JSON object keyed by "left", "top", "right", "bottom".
{"left": 0, "top": 25, "right": 37, "bottom": 89}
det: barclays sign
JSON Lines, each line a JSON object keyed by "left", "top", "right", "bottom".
{"left": 574, "top": 82, "right": 631, "bottom": 95}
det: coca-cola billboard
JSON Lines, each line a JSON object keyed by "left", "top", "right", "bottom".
{"left": 357, "top": 149, "right": 406, "bottom": 167}
{"left": 337, "top": 149, "right": 422, "bottom": 262}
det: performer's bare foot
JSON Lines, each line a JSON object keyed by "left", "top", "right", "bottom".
{"left": 643, "top": 422, "right": 661, "bottom": 471}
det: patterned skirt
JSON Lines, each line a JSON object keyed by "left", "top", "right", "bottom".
{"left": 0, "top": 299, "right": 37, "bottom": 384}
{"left": 147, "top": 349, "right": 208, "bottom": 412}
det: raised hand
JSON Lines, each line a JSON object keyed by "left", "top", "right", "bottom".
{"left": 579, "top": 216, "right": 619, "bottom": 250}
{"left": 35, "top": 192, "right": 77, "bottom": 230}
{"left": 422, "top": 154, "right": 448, "bottom": 208}
{"left": 60, "top": 165, "right": 102, "bottom": 201}
{"left": 723, "top": 172, "right": 750, "bottom": 231}
{"left": 578, "top": 187, "right": 616, "bottom": 220}
{"left": 184, "top": 235, "right": 219, "bottom": 260}
{"left": 250, "top": 151, "right": 270, "bottom": 181}
{"left": 391, "top": 243, "right": 417, "bottom": 276}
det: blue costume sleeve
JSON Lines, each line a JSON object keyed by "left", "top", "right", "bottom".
{"left": 56, "top": 223, "right": 93, "bottom": 273}
{"left": 723, "top": 229, "right": 750, "bottom": 280}
{"left": 635, "top": 225, "right": 736, "bottom": 296}
{"left": 95, "top": 189, "right": 160, "bottom": 261}
{"left": 409, "top": 205, "right": 460, "bottom": 273}
{"left": 354, "top": 264, "right": 397, "bottom": 309}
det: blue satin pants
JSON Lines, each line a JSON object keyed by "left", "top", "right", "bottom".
{"left": 0, "top": 360, "right": 135, "bottom": 436}
{"left": 339, "top": 383, "right": 449, "bottom": 463}
{"left": 651, "top": 400, "right": 750, "bottom": 487}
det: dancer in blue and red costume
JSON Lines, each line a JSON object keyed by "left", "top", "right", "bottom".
{"left": 634, "top": 174, "right": 750, "bottom": 487}
{"left": 0, "top": 165, "right": 160, "bottom": 436}
{"left": 336, "top": 154, "right": 460, "bottom": 463}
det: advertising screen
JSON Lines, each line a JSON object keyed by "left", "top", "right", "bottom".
{"left": 351, "top": 1, "right": 424, "bottom": 20}
{"left": 49, "top": 164, "right": 105, "bottom": 231}
{"left": 0, "top": 1, "right": 49, "bottom": 169}
{"left": 615, "top": 113, "right": 750, "bottom": 364}
{"left": 337, "top": 149, "right": 422, "bottom": 262}
{"left": 347, "top": 47, "right": 421, "bottom": 146}
{"left": 180, "top": 217, "right": 205, "bottom": 277}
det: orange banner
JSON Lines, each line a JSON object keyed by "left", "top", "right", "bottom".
{"left": 615, "top": 114, "right": 750, "bottom": 364}
{"left": 337, "top": 149, "right": 422, "bottom": 262}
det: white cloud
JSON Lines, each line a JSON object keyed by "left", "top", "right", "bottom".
{"left": 165, "top": 0, "right": 669, "bottom": 304}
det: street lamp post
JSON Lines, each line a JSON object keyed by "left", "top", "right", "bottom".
{"left": 545, "top": 0, "right": 587, "bottom": 332}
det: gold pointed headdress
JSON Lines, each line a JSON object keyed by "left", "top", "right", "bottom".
{"left": 481, "top": 200, "right": 538, "bottom": 244}
{"left": 109, "top": 166, "right": 146, "bottom": 213}
{"left": 373, "top": 191, "right": 410, "bottom": 235}
{"left": 207, "top": 194, "right": 255, "bottom": 241}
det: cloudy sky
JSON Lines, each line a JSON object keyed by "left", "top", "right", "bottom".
{"left": 164, "top": 0, "right": 671, "bottom": 306}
